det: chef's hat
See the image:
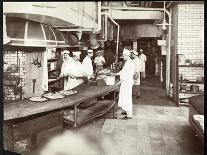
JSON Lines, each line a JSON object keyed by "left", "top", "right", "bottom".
{"left": 63, "top": 50, "right": 70, "bottom": 54}
{"left": 123, "top": 48, "right": 131, "bottom": 56}
{"left": 73, "top": 51, "right": 81, "bottom": 57}
{"left": 87, "top": 49, "right": 93, "bottom": 53}
{"left": 132, "top": 50, "right": 138, "bottom": 56}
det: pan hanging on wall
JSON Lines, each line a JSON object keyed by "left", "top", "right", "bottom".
{"left": 64, "top": 32, "right": 79, "bottom": 46}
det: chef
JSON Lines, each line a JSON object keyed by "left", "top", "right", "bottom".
{"left": 131, "top": 50, "right": 142, "bottom": 99}
{"left": 139, "top": 49, "right": 147, "bottom": 78}
{"left": 94, "top": 50, "right": 105, "bottom": 72}
{"left": 116, "top": 48, "right": 135, "bottom": 120}
{"left": 82, "top": 49, "right": 94, "bottom": 79}
{"left": 59, "top": 50, "right": 76, "bottom": 91}
{"left": 67, "top": 51, "right": 84, "bottom": 89}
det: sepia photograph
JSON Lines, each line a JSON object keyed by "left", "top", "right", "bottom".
{"left": 2, "top": 1, "right": 204, "bottom": 155}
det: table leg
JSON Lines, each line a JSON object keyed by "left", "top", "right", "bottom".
{"left": 73, "top": 105, "right": 78, "bottom": 127}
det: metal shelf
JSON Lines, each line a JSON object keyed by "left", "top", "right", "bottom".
{"left": 48, "top": 58, "right": 59, "bottom": 62}
{"left": 179, "top": 91, "right": 203, "bottom": 94}
{"left": 179, "top": 80, "right": 204, "bottom": 84}
{"left": 48, "top": 69, "right": 57, "bottom": 73}
{"left": 48, "top": 78, "right": 59, "bottom": 84}
{"left": 178, "top": 65, "right": 204, "bottom": 67}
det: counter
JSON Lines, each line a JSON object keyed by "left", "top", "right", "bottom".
{"left": 4, "top": 83, "right": 120, "bottom": 153}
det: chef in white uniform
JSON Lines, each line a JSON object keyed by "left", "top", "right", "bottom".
{"left": 139, "top": 49, "right": 147, "bottom": 78}
{"left": 59, "top": 50, "right": 76, "bottom": 91}
{"left": 66, "top": 51, "right": 84, "bottom": 89}
{"left": 116, "top": 48, "right": 135, "bottom": 120}
{"left": 82, "top": 49, "right": 94, "bottom": 79}
{"left": 94, "top": 50, "right": 105, "bottom": 72}
{"left": 131, "top": 50, "right": 142, "bottom": 99}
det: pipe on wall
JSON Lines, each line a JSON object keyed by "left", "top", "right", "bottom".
{"left": 101, "top": 12, "right": 120, "bottom": 63}
{"left": 166, "top": 8, "right": 172, "bottom": 95}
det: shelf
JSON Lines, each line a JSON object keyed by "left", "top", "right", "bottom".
{"left": 178, "top": 65, "right": 204, "bottom": 67}
{"left": 48, "top": 78, "right": 59, "bottom": 84}
{"left": 179, "top": 102, "right": 189, "bottom": 106}
{"left": 48, "top": 58, "right": 59, "bottom": 62}
{"left": 179, "top": 80, "right": 204, "bottom": 84}
{"left": 179, "top": 91, "right": 203, "bottom": 94}
{"left": 63, "top": 100, "right": 114, "bottom": 125}
{"left": 48, "top": 69, "right": 57, "bottom": 73}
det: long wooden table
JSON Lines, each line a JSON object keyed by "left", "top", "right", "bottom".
{"left": 4, "top": 84, "right": 120, "bottom": 153}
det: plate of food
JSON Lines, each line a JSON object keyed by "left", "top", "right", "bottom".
{"left": 29, "top": 96, "right": 48, "bottom": 102}
{"left": 58, "top": 90, "right": 77, "bottom": 96}
{"left": 43, "top": 92, "right": 65, "bottom": 100}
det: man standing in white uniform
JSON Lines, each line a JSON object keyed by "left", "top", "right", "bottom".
{"left": 94, "top": 50, "right": 105, "bottom": 72}
{"left": 131, "top": 50, "right": 142, "bottom": 99}
{"left": 116, "top": 48, "right": 135, "bottom": 120}
{"left": 139, "top": 49, "right": 147, "bottom": 78}
{"left": 82, "top": 49, "right": 94, "bottom": 79}
{"left": 59, "top": 50, "right": 76, "bottom": 90}
{"left": 66, "top": 51, "right": 84, "bottom": 89}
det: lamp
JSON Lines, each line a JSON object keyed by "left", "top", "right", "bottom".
{"left": 157, "top": 1, "right": 172, "bottom": 30}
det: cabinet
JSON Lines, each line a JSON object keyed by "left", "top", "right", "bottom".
{"left": 176, "top": 54, "right": 204, "bottom": 106}
{"left": 47, "top": 48, "right": 62, "bottom": 92}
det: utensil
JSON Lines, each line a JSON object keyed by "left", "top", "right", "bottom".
{"left": 32, "top": 79, "right": 36, "bottom": 96}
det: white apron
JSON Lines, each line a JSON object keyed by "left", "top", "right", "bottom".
{"left": 118, "top": 59, "right": 135, "bottom": 116}
{"left": 82, "top": 56, "right": 93, "bottom": 78}
{"left": 139, "top": 54, "right": 146, "bottom": 72}
{"left": 133, "top": 57, "right": 142, "bottom": 85}
{"left": 64, "top": 61, "right": 84, "bottom": 90}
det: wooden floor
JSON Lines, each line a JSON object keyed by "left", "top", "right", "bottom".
{"left": 35, "top": 76, "right": 203, "bottom": 155}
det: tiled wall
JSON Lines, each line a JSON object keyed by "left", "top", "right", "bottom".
{"left": 175, "top": 2, "right": 204, "bottom": 100}
{"left": 3, "top": 50, "right": 27, "bottom": 101}
{"left": 177, "top": 2, "right": 204, "bottom": 80}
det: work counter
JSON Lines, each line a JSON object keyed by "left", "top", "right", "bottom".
{"left": 4, "top": 84, "right": 120, "bottom": 153}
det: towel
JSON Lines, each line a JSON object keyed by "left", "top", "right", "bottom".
{"left": 42, "top": 51, "right": 48, "bottom": 91}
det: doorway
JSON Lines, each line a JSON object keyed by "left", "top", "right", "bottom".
{"left": 137, "top": 37, "right": 164, "bottom": 88}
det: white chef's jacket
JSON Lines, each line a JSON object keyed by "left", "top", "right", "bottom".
{"left": 66, "top": 60, "right": 84, "bottom": 90}
{"left": 82, "top": 56, "right": 93, "bottom": 78}
{"left": 60, "top": 57, "right": 75, "bottom": 77}
{"left": 133, "top": 57, "right": 142, "bottom": 85}
{"left": 139, "top": 54, "right": 147, "bottom": 72}
{"left": 118, "top": 58, "right": 135, "bottom": 117}
{"left": 60, "top": 58, "right": 83, "bottom": 90}
{"left": 94, "top": 55, "right": 105, "bottom": 66}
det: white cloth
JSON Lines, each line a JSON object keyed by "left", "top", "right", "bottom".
{"left": 94, "top": 56, "right": 105, "bottom": 66}
{"left": 139, "top": 54, "right": 147, "bottom": 72}
{"left": 193, "top": 115, "right": 204, "bottom": 133}
{"left": 118, "top": 58, "right": 135, "bottom": 117}
{"left": 82, "top": 56, "right": 93, "bottom": 78}
{"left": 42, "top": 51, "right": 48, "bottom": 91}
{"left": 133, "top": 57, "right": 142, "bottom": 85}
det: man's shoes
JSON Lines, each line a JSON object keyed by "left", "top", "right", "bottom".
{"left": 136, "top": 96, "right": 140, "bottom": 99}
{"left": 121, "top": 111, "right": 127, "bottom": 115}
{"left": 122, "top": 116, "right": 132, "bottom": 120}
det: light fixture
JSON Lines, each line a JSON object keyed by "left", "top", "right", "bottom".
{"left": 157, "top": 1, "right": 172, "bottom": 30}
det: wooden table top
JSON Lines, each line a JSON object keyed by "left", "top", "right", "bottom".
{"left": 4, "top": 85, "right": 120, "bottom": 121}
